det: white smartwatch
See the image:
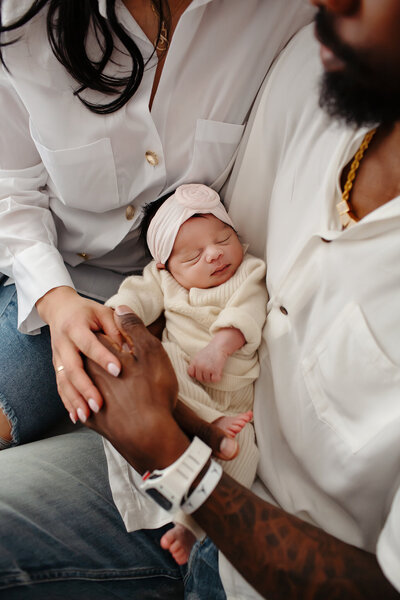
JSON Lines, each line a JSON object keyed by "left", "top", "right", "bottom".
{"left": 140, "top": 436, "right": 212, "bottom": 514}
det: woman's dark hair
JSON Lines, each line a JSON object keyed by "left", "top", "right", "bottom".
{"left": 0, "top": 0, "right": 170, "bottom": 114}
{"left": 139, "top": 190, "right": 175, "bottom": 260}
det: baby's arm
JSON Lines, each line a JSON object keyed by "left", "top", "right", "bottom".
{"left": 188, "top": 327, "right": 245, "bottom": 384}
{"left": 106, "top": 261, "right": 164, "bottom": 326}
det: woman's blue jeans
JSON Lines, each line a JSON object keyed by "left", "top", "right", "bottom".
{"left": 0, "top": 281, "right": 226, "bottom": 598}
{"left": 0, "top": 280, "right": 67, "bottom": 445}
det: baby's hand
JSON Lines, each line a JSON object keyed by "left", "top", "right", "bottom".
{"left": 188, "top": 328, "right": 245, "bottom": 384}
{"left": 187, "top": 345, "right": 228, "bottom": 384}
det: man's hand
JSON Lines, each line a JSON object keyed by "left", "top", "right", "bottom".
{"left": 83, "top": 306, "right": 188, "bottom": 473}
{"left": 84, "top": 306, "right": 238, "bottom": 473}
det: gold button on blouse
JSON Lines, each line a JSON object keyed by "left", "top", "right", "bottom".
{"left": 77, "top": 252, "right": 89, "bottom": 260}
{"left": 145, "top": 151, "right": 159, "bottom": 166}
{"left": 125, "top": 205, "right": 135, "bottom": 220}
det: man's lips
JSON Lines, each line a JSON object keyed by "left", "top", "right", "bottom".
{"left": 319, "top": 43, "right": 346, "bottom": 72}
{"left": 314, "top": 25, "right": 346, "bottom": 72}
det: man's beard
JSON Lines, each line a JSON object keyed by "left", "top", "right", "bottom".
{"left": 316, "top": 9, "right": 400, "bottom": 127}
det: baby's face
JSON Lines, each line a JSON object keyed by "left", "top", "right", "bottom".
{"left": 167, "top": 214, "right": 243, "bottom": 290}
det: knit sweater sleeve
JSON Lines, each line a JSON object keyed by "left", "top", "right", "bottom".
{"left": 209, "top": 255, "right": 268, "bottom": 355}
{"left": 105, "top": 261, "right": 164, "bottom": 326}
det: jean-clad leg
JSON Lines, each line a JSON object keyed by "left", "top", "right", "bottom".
{"left": 0, "top": 428, "right": 185, "bottom": 598}
{"left": 0, "top": 428, "right": 226, "bottom": 599}
{"left": 185, "top": 538, "right": 227, "bottom": 600}
{"left": 0, "top": 282, "right": 67, "bottom": 445}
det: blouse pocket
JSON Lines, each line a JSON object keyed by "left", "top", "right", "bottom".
{"left": 187, "top": 119, "right": 245, "bottom": 187}
{"left": 302, "top": 302, "right": 400, "bottom": 453}
{"left": 29, "top": 122, "right": 119, "bottom": 212}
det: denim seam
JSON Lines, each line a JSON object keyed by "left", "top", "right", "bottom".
{"left": 0, "top": 391, "right": 18, "bottom": 446}
{"left": 0, "top": 567, "right": 182, "bottom": 590}
{"left": 183, "top": 539, "right": 201, "bottom": 587}
{"left": 0, "top": 283, "right": 18, "bottom": 445}
{"left": 0, "top": 284, "right": 16, "bottom": 320}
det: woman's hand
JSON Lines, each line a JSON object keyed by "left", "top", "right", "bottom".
{"left": 36, "top": 286, "right": 123, "bottom": 423}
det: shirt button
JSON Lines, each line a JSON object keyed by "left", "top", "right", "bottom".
{"left": 77, "top": 252, "right": 89, "bottom": 260}
{"left": 145, "top": 151, "right": 159, "bottom": 166}
{"left": 279, "top": 306, "right": 288, "bottom": 315}
{"left": 125, "top": 205, "right": 135, "bottom": 220}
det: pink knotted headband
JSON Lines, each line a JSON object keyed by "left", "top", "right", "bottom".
{"left": 146, "top": 184, "right": 234, "bottom": 264}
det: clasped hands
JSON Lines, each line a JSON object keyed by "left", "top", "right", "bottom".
{"left": 83, "top": 306, "right": 238, "bottom": 475}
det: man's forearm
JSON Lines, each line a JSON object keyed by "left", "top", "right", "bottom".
{"left": 194, "top": 473, "right": 399, "bottom": 600}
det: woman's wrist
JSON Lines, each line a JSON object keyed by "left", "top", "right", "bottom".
{"left": 36, "top": 285, "right": 77, "bottom": 322}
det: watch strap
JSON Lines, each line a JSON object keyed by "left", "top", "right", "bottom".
{"left": 140, "top": 436, "right": 212, "bottom": 514}
{"left": 181, "top": 459, "right": 223, "bottom": 514}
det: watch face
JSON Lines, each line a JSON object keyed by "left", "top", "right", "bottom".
{"left": 145, "top": 487, "right": 173, "bottom": 511}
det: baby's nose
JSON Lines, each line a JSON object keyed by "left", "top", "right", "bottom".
{"left": 205, "top": 245, "right": 223, "bottom": 263}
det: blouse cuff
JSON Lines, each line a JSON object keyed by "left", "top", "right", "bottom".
{"left": 13, "top": 243, "right": 74, "bottom": 334}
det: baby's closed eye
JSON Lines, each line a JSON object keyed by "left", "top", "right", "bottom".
{"left": 215, "top": 230, "right": 232, "bottom": 244}
{"left": 182, "top": 252, "right": 201, "bottom": 264}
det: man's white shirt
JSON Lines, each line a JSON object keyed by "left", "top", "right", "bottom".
{"left": 222, "top": 24, "right": 400, "bottom": 599}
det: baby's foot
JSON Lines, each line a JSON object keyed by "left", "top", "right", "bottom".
{"left": 160, "top": 523, "right": 196, "bottom": 565}
{"left": 213, "top": 410, "right": 253, "bottom": 437}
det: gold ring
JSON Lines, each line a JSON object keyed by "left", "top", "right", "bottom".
{"left": 56, "top": 365, "right": 65, "bottom": 374}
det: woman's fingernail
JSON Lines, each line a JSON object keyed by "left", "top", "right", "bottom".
{"left": 88, "top": 398, "right": 100, "bottom": 413}
{"left": 107, "top": 362, "right": 120, "bottom": 377}
{"left": 220, "top": 437, "right": 237, "bottom": 458}
{"left": 122, "top": 342, "right": 130, "bottom": 352}
{"left": 69, "top": 412, "right": 77, "bottom": 425}
{"left": 77, "top": 408, "right": 87, "bottom": 423}
{"left": 115, "top": 305, "right": 132, "bottom": 316}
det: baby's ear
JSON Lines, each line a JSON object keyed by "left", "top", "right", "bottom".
{"left": 156, "top": 262, "right": 166, "bottom": 270}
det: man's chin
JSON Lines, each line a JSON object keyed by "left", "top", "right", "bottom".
{"left": 319, "top": 72, "right": 400, "bottom": 128}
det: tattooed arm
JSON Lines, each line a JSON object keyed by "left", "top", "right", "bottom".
{"left": 194, "top": 473, "right": 399, "bottom": 600}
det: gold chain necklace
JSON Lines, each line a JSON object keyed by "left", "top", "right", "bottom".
{"left": 336, "top": 128, "right": 377, "bottom": 228}
{"left": 151, "top": 2, "right": 169, "bottom": 53}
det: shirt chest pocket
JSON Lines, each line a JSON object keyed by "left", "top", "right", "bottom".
{"left": 302, "top": 302, "right": 400, "bottom": 454}
{"left": 186, "top": 119, "right": 245, "bottom": 187}
{"left": 30, "top": 122, "right": 120, "bottom": 213}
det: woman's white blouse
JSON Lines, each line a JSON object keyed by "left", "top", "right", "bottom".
{"left": 0, "top": 0, "right": 314, "bottom": 333}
